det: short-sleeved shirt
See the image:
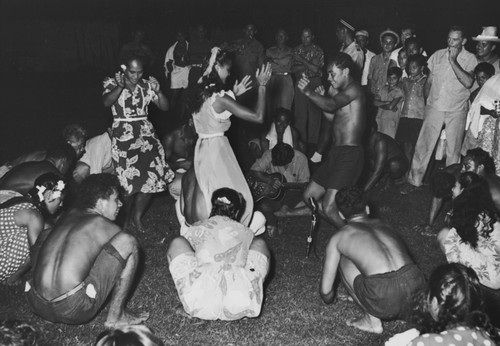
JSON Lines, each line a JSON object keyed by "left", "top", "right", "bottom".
{"left": 361, "top": 49, "right": 375, "bottom": 86}
{"left": 293, "top": 44, "right": 324, "bottom": 78}
{"left": 443, "top": 216, "right": 500, "bottom": 290}
{"left": 102, "top": 78, "right": 158, "bottom": 119}
{"left": 401, "top": 74, "right": 427, "bottom": 119}
{"left": 426, "top": 48, "right": 477, "bottom": 112}
{"left": 79, "top": 132, "right": 112, "bottom": 174}
{"left": 376, "top": 85, "right": 404, "bottom": 119}
{"left": 251, "top": 149, "right": 310, "bottom": 183}
{"left": 368, "top": 53, "right": 397, "bottom": 95}
{"left": 341, "top": 41, "right": 364, "bottom": 73}
{"left": 407, "top": 326, "right": 495, "bottom": 346}
{"left": 266, "top": 46, "right": 293, "bottom": 74}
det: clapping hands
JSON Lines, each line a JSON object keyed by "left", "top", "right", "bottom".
{"left": 233, "top": 75, "right": 252, "bottom": 96}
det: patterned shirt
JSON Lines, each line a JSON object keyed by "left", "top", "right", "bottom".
{"left": 443, "top": 214, "right": 500, "bottom": 290}
{"left": 266, "top": 46, "right": 293, "bottom": 74}
{"left": 293, "top": 44, "right": 324, "bottom": 78}
{"left": 103, "top": 78, "right": 158, "bottom": 119}
{"left": 401, "top": 73, "right": 427, "bottom": 119}
{"left": 426, "top": 48, "right": 477, "bottom": 112}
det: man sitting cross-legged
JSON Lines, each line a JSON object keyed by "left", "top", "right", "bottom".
{"left": 320, "top": 186, "right": 426, "bottom": 333}
{"left": 26, "top": 173, "right": 148, "bottom": 327}
{"left": 167, "top": 187, "right": 270, "bottom": 321}
{"left": 249, "top": 142, "right": 310, "bottom": 236}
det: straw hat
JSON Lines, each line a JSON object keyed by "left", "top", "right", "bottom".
{"left": 379, "top": 29, "right": 400, "bottom": 46}
{"left": 472, "top": 26, "right": 500, "bottom": 42}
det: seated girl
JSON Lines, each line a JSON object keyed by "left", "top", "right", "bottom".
{"left": 167, "top": 188, "right": 270, "bottom": 320}
{"left": 0, "top": 172, "right": 65, "bottom": 285}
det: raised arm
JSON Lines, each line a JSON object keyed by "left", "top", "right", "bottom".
{"left": 448, "top": 47, "right": 474, "bottom": 88}
{"left": 212, "top": 63, "right": 271, "bottom": 123}
{"left": 298, "top": 76, "right": 358, "bottom": 113}
{"left": 103, "top": 73, "right": 125, "bottom": 108}
{"left": 149, "top": 77, "right": 169, "bottom": 111}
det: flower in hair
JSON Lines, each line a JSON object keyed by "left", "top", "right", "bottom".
{"left": 36, "top": 185, "right": 47, "bottom": 202}
{"left": 198, "top": 47, "right": 221, "bottom": 83}
{"left": 217, "top": 196, "right": 231, "bottom": 205}
{"left": 50, "top": 180, "right": 66, "bottom": 201}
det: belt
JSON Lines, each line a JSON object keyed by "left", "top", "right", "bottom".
{"left": 26, "top": 281, "right": 85, "bottom": 303}
{"left": 114, "top": 117, "right": 147, "bottom": 122}
{"left": 198, "top": 132, "right": 224, "bottom": 139}
{"left": 272, "top": 72, "right": 290, "bottom": 76}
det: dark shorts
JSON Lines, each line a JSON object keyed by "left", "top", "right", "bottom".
{"left": 312, "top": 146, "right": 364, "bottom": 189}
{"left": 26, "top": 243, "right": 126, "bottom": 325}
{"left": 395, "top": 118, "right": 423, "bottom": 146}
{"left": 353, "top": 263, "right": 426, "bottom": 320}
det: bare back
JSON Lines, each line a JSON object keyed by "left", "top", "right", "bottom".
{"left": 338, "top": 218, "right": 413, "bottom": 276}
{"left": 331, "top": 82, "right": 366, "bottom": 147}
{"left": 34, "top": 209, "right": 121, "bottom": 300}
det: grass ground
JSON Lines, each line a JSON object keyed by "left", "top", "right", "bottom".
{"left": 0, "top": 181, "right": 448, "bottom": 346}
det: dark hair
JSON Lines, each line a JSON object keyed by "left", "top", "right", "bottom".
{"left": 404, "top": 36, "right": 422, "bottom": 51}
{"left": 474, "top": 62, "right": 495, "bottom": 78}
{"left": 407, "top": 54, "right": 427, "bottom": 68}
{"left": 335, "top": 186, "right": 366, "bottom": 218}
{"left": 465, "top": 148, "right": 496, "bottom": 174}
{"left": 187, "top": 48, "right": 233, "bottom": 114}
{"left": 120, "top": 51, "right": 146, "bottom": 69}
{"left": 76, "top": 173, "right": 121, "bottom": 210}
{"left": 96, "top": 325, "right": 164, "bottom": 346}
{"left": 26, "top": 172, "right": 66, "bottom": 217}
{"left": 329, "top": 52, "right": 358, "bottom": 81}
{"left": 46, "top": 142, "right": 77, "bottom": 166}
{"left": 430, "top": 171, "right": 456, "bottom": 198}
{"left": 448, "top": 172, "right": 498, "bottom": 248}
{"left": 449, "top": 25, "right": 466, "bottom": 38}
{"left": 0, "top": 320, "right": 39, "bottom": 346}
{"left": 62, "top": 124, "right": 87, "bottom": 143}
{"left": 411, "top": 263, "right": 499, "bottom": 343}
{"left": 274, "top": 107, "right": 293, "bottom": 122}
{"left": 209, "top": 188, "right": 245, "bottom": 221}
{"left": 387, "top": 66, "right": 402, "bottom": 79}
{"left": 271, "top": 142, "right": 294, "bottom": 167}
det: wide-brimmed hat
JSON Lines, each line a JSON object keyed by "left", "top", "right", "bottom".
{"left": 379, "top": 29, "right": 400, "bottom": 47}
{"left": 472, "top": 26, "right": 500, "bottom": 42}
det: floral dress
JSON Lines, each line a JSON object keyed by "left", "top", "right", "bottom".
{"left": 443, "top": 212, "right": 500, "bottom": 289}
{"left": 103, "top": 78, "right": 174, "bottom": 195}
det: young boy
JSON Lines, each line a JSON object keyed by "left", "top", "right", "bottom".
{"left": 395, "top": 54, "right": 427, "bottom": 163}
{"left": 398, "top": 49, "right": 408, "bottom": 78}
{"left": 368, "top": 30, "right": 399, "bottom": 98}
{"left": 374, "top": 66, "right": 404, "bottom": 138}
{"left": 470, "top": 62, "right": 495, "bottom": 103}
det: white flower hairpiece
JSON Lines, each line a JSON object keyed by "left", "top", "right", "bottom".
{"left": 198, "top": 47, "right": 220, "bottom": 83}
{"left": 36, "top": 185, "right": 47, "bottom": 202}
{"left": 50, "top": 180, "right": 66, "bottom": 201}
{"left": 217, "top": 196, "right": 231, "bottom": 205}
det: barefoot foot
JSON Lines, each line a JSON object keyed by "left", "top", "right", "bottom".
{"left": 346, "top": 314, "right": 383, "bottom": 334}
{"left": 105, "top": 310, "right": 150, "bottom": 329}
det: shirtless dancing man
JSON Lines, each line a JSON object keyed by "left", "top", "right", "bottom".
{"left": 26, "top": 173, "right": 148, "bottom": 327}
{"left": 284, "top": 53, "right": 365, "bottom": 229}
{"left": 320, "top": 186, "right": 425, "bottom": 333}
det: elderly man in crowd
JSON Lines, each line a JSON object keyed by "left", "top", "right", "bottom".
{"left": 407, "top": 26, "right": 477, "bottom": 188}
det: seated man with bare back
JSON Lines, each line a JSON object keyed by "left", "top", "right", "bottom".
{"left": 320, "top": 186, "right": 425, "bottom": 333}
{"left": 283, "top": 53, "right": 365, "bottom": 229}
{"left": 26, "top": 173, "right": 148, "bottom": 327}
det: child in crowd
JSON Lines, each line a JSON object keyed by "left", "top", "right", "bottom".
{"left": 404, "top": 36, "right": 424, "bottom": 57}
{"left": 397, "top": 49, "right": 408, "bottom": 78}
{"left": 396, "top": 54, "right": 427, "bottom": 163}
{"left": 367, "top": 29, "right": 399, "bottom": 97}
{"left": 470, "top": 62, "right": 495, "bottom": 103}
{"left": 374, "top": 66, "right": 404, "bottom": 138}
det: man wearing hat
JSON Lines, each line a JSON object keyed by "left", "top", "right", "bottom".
{"left": 337, "top": 19, "right": 364, "bottom": 78}
{"left": 367, "top": 29, "right": 399, "bottom": 97}
{"left": 355, "top": 30, "right": 375, "bottom": 87}
{"left": 474, "top": 26, "right": 500, "bottom": 74}
{"left": 407, "top": 26, "right": 477, "bottom": 188}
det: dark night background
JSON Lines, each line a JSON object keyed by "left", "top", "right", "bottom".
{"left": 1, "top": 0, "right": 500, "bottom": 163}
